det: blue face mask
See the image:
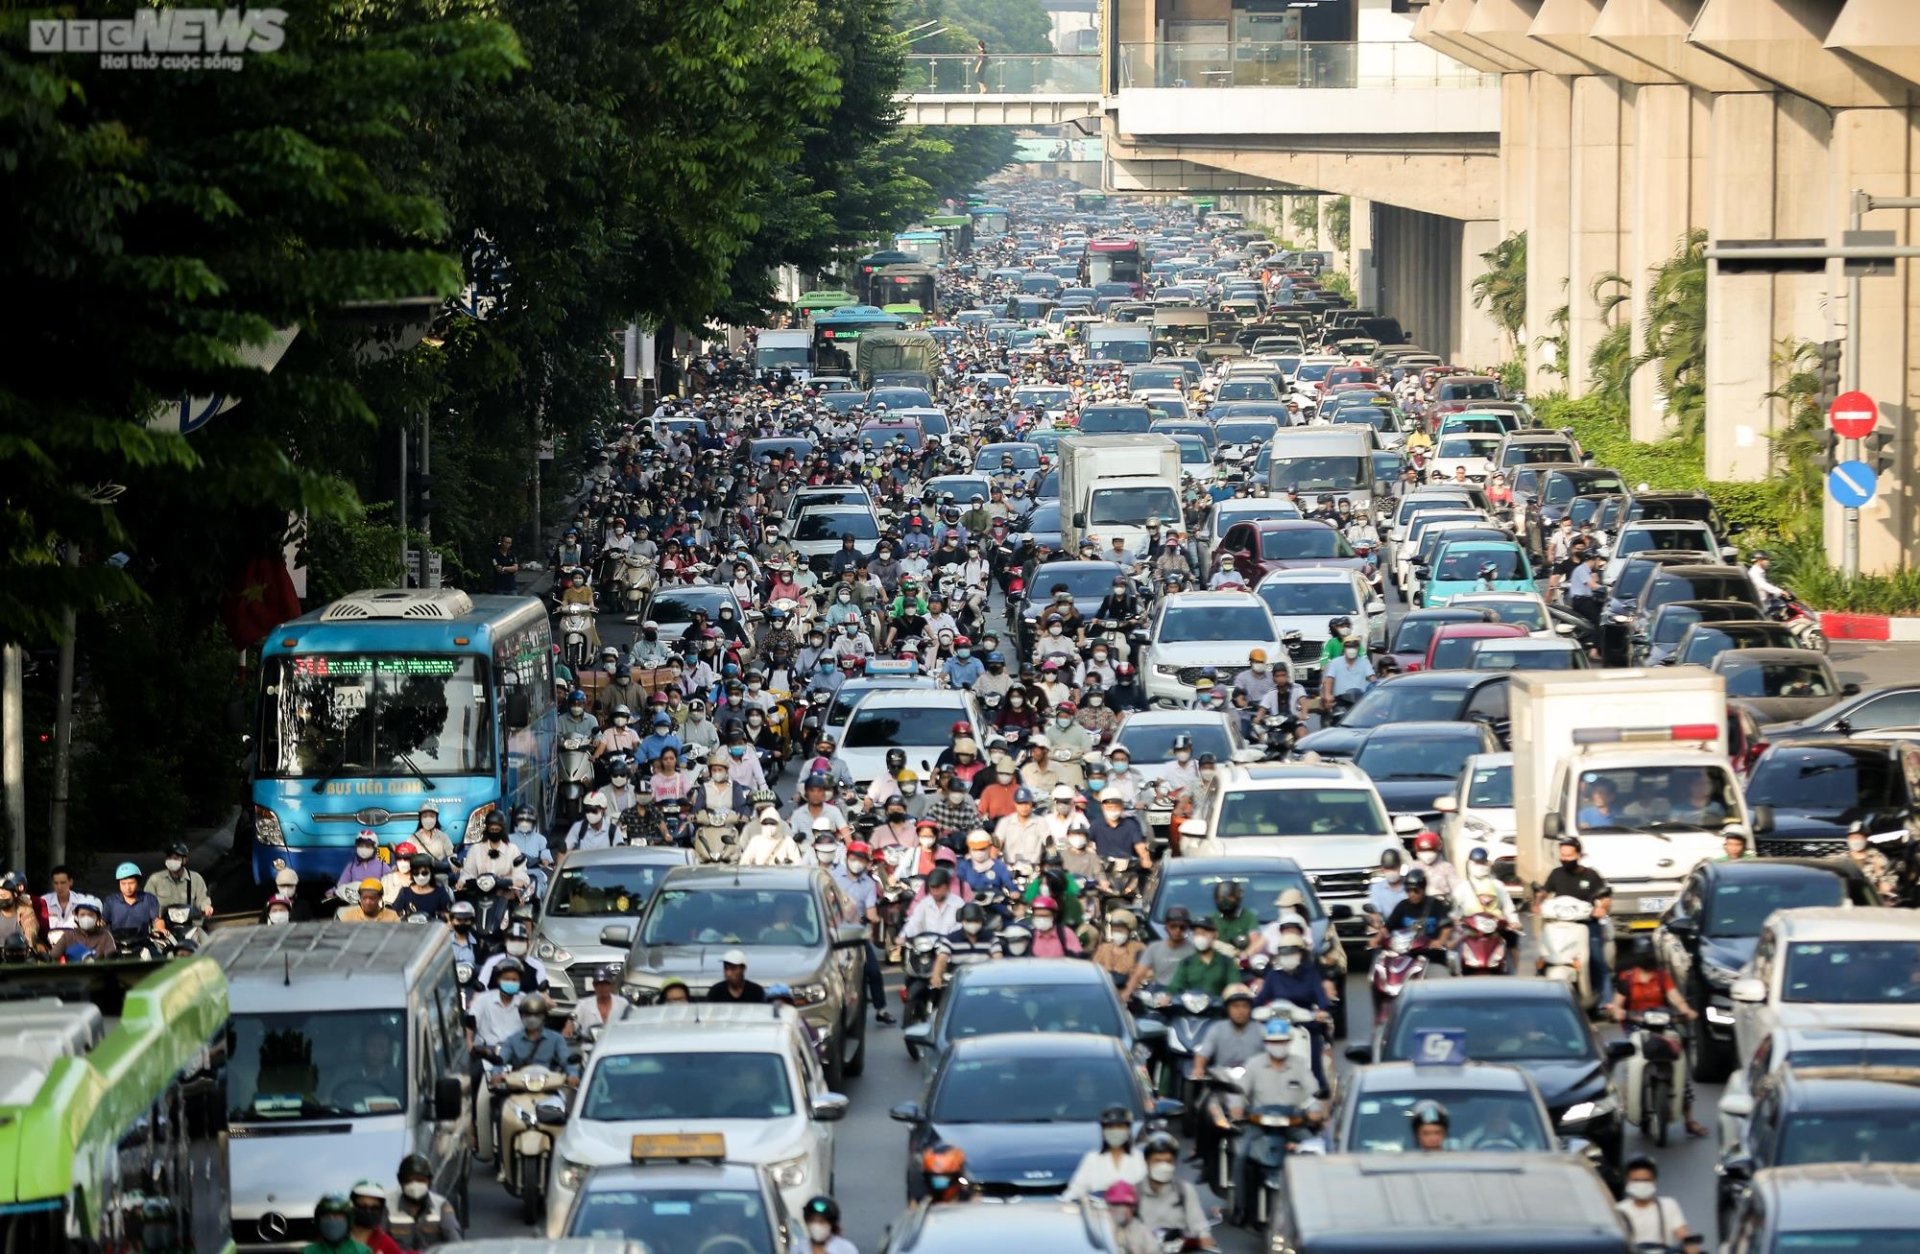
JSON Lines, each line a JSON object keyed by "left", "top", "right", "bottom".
{"left": 730, "top": 746, "right": 746, "bottom": 758}
{"left": 499, "top": 979, "right": 521, "bottom": 996}
{"left": 317, "top": 1216, "right": 350, "bottom": 1244}
{"left": 958, "top": 649, "right": 971, "bottom": 659}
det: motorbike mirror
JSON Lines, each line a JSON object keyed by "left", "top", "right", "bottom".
{"left": 1133, "top": 1018, "right": 1168, "bottom": 1045}
{"left": 1721, "top": 1153, "right": 1756, "bottom": 1180}
{"left": 1842, "top": 682, "right": 1861, "bottom": 696}
{"left": 599, "top": 925, "right": 633, "bottom": 948}
{"left": 888, "top": 1100, "right": 924, "bottom": 1122}
{"left": 1554, "top": 622, "right": 1575, "bottom": 636}
{"left": 1343, "top": 1044, "right": 1373, "bottom": 1064}
{"left": 811, "top": 1093, "right": 851, "bottom": 1122}
{"left": 535, "top": 1103, "right": 568, "bottom": 1127}
{"left": 1605, "top": 1039, "right": 1636, "bottom": 1062}
{"left": 1230, "top": 747, "right": 1264, "bottom": 765}
{"left": 434, "top": 1075, "right": 463, "bottom": 1122}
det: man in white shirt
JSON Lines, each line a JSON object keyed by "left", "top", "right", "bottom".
{"left": 1748, "top": 549, "right": 1788, "bottom": 602}
{"left": 902, "top": 869, "right": 963, "bottom": 938}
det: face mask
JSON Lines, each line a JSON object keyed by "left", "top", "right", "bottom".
{"left": 1067, "top": 833, "right": 1088, "bottom": 850}
{"left": 1148, "top": 1162, "right": 1177, "bottom": 1184}
{"left": 1470, "top": 862, "right": 1493, "bottom": 879}
{"left": 268, "top": 910, "right": 290, "bottom": 925}
{"left": 413, "top": 870, "right": 433, "bottom": 885}
{"left": 1252, "top": 663, "right": 1269, "bottom": 675}
{"left": 318, "top": 1217, "right": 350, "bottom": 1244}
{"left": 847, "top": 858, "right": 869, "bottom": 875}
{"left": 1278, "top": 953, "right": 1304, "bottom": 972}
{"left": 521, "top": 1014, "right": 544, "bottom": 1032}
{"left": 919, "top": 834, "right": 937, "bottom": 848}
{"left": 1624, "top": 1180, "right": 1657, "bottom": 1202}
{"left": 1417, "top": 850, "right": 1437, "bottom": 865}
{"left": 419, "top": 812, "right": 438, "bottom": 829}
{"left": 839, "top": 592, "right": 852, "bottom": 602}
{"left": 1344, "top": 647, "right": 1360, "bottom": 659}
{"left": 947, "top": 788, "right": 965, "bottom": 802}
{"left": 1048, "top": 625, "right": 1063, "bottom": 637}
{"left": 808, "top": 1221, "right": 833, "bottom": 1244}
{"left": 499, "top": 979, "right": 522, "bottom": 996}
{"left": 569, "top": 705, "right": 585, "bottom": 717}
{"left": 1192, "top": 934, "right": 1214, "bottom": 952}
{"left": 505, "top": 940, "right": 529, "bottom": 957}
{"left": 77, "top": 916, "right": 99, "bottom": 932}
{"left": 165, "top": 857, "right": 185, "bottom": 873}
{"left": 1174, "top": 750, "right": 1190, "bottom": 763}
{"left": 614, "top": 716, "right": 630, "bottom": 728}
{"left": 1107, "top": 927, "right": 1131, "bottom": 944}
{"left": 762, "top": 819, "right": 779, "bottom": 832}
{"left": 1265, "top": 1043, "right": 1293, "bottom": 1060}
{"left": 962, "top": 920, "right": 983, "bottom": 936}
{"left": 1055, "top": 716, "right": 1073, "bottom": 729}
{"left": 1010, "top": 695, "right": 1025, "bottom": 707}
{"left": 1103, "top": 1126, "right": 1130, "bottom": 1149}
{"left": 1848, "top": 835, "right": 1869, "bottom": 853}
{"left": 356, "top": 845, "right": 375, "bottom": 859}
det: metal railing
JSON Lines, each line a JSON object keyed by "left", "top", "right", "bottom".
{"left": 904, "top": 54, "right": 1100, "bottom": 95}
{"left": 1117, "top": 41, "right": 1495, "bottom": 90}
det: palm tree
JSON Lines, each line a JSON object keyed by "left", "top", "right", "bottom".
{"left": 1471, "top": 231, "right": 1527, "bottom": 357}
{"left": 1589, "top": 271, "right": 1632, "bottom": 405}
{"left": 1634, "top": 230, "right": 1708, "bottom": 442}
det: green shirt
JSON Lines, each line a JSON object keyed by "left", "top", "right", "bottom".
{"left": 1319, "top": 637, "right": 1348, "bottom": 664}
{"left": 1168, "top": 949, "right": 1236, "bottom": 997}
{"left": 1209, "top": 909, "right": 1258, "bottom": 950}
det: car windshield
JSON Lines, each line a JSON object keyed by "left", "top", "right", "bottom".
{"left": 260, "top": 655, "right": 494, "bottom": 779}
{"left": 639, "top": 887, "right": 822, "bottom": 947}
{"left": 792, "top": 512, "right": 878, "bottom": 542}
{"left": 1461, "top": 600, "right": 1548, "bottom": 632}
{"left": 1778, "top": 1110, "right": 1920, "bottom": 1167}
{"left": 1295, "top": 363, "right": 1334, "bottom": 383}
{"left": 846, "top": 703, "right": 968, "bottom": 748}
{"left": 1649, "top": 574, "right": 1757, "bottom": 610}
{"left": 1784, "top": 941, "right": 1920, "bottom": 1004}
{"left": 944, "top": 982, "right": 1127, "bottom": 1042}
{"left": 1080, "top": 406, "right": 1152, "bottom": 435}
{"left": 228, "top": 1010, "right": 411, "bottom": 1122}
{"left": 1437, "top": 436, "right": 1499, "bottom": 458}
{"left": 1466, "top": 763, "right": 1512, "bottom": 807}
{"left": 981, "top": 446, "right": 1040, "bottom": 469}
{"left": 1089, "top": 485, "right": 1180, "bottom": 528}
{"left": 1435, "top": 548, "right": 1526, "bottom": 581}
{"left": 1348, "top": 1091, "right": 1550, "bottom": 1153}
{"left": 1705, "top": 877, "right": 1847, "bottom": 936}
{"left": 931, "top": 1051, "right": 1137, "bottom": 1123}
{"left": 647, "top": 591, "right": 729, "bottom": 625}
{"left": 1031, "top": 566, "right": 1123, "bottom": 605}
{"left": 1471, "top": 645, "right": 1579, "bottom": 672}
{"left": 1332, "top": 409, "right": 1392, "bottom": 432}
{"left": 1385, "top": 997, "right": 1592, "bottom": 1061}
{"left": 1396, "top": 497, "right": 1473, "bottom": 529}
{"left": 1131, "top": 369, "right": 1184, "bottom": 391}
{"left": 1545, "top": 473, "right": 1625, "bottom": 505}
{"left": 1439, "top": 380, "right": 1501, "bottom": 401}
{"left": 1216, "top": 421, "right": 1280, "bottom": 446}
{"left": 1746, "top": 749, "right": 1902, "bottom": 813}
{"left": 547, "top": 862, "right": 673, "bottom": 917}
{"left": 1262, "top": 527, "right": 1355, "bottom": 560}
{"left": 1724, "top": 663, "right": 1837, "bottom": 700}
{"left": 1217, "top": 381, "right": 1279, "bottom": 401}
{"left": 1259, "top": 580, "right": 1360, "bottom": 617}
{"left": 1682, "top": 626, "right": 1791, "bottom": 663}
{"left": 1112, "top": 721, "right": 1233, "bottom": 765}
{"left": 1216, "top": 788, "right": 1386, "bottom": 838}
{"left": 1342, "top": 681, "right": 1478, "bottom": 728}
{"left": 1159, "top": 604, "right": 1276, "bottom": 643}
{"left": 1620, "top": 526, "right": 1712, "bottom": 554}
{"left": 580, "top": 1051, "right": 795, "bottom": 1121}
{"left": 1175, "top": 438, "right": 1210, "bottom": 466}
{"left": 1356, "top": 735, "right": 1480, "bottom": 782}
{"left": 568, "top": 1187, "right": 772, "bottom": 1254}
{"left": 1271, "top": 454, "right": 1368, "bottom": 494}
{"left": 1431, "top": 633, "right": 1516, "bottom": 670}
{"left": 1575, "top": 765, "right": 1739, "bottom": 831}
{"left": 1389, "top": 614, "right": 1477, "bottom": 656}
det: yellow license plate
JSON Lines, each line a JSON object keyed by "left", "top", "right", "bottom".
{"left": 630, "top": 1132, "right": 726, "bottom": 1162}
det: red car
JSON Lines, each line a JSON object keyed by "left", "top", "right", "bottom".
{"left": 1422, "top": 621, "right": 1529, "bottom": 671}
{"left": 1215, "top": 519, "right": 1368, "bottom": 587}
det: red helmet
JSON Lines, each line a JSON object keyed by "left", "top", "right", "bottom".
{"left": 1413, "top": 831, "right": 1442, "bottom": 852}
{"left": 954, "top": 635, "right": 972, "bottom": 648}
{"left": 846, "top": 841, "right": 872, "bottom": 858}
{"left": 950, "top": 720, "right": 974, "bottom": 738}
{"left": 394, "top": 841, "right": 419, "bottom": 857}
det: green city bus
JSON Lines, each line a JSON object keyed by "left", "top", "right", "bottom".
{"left": 0, "top": 958, "right": 232, "bottom": 1253}
{"left": 793, "top": 289, "right": 857, "bottom": 320}
{"left": 927, "top": 214, "right": 974, "bottom": 256}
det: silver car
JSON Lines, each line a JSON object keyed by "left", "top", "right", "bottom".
{"left": 535, "top": 845, "right": 692, "bottom": 1012}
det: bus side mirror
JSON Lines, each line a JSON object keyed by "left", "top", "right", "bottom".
{"left": 435, "top": 1075, "right": 464, "bottom": 1121}
{"left": 503, "top": 690, "right": 531, "bottom": 730}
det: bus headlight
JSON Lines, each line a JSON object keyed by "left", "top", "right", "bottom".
{"left": 464, "top": 803, "right": 496, "bottom": 845}
{"left": 254, "top": 805, "right": 286, "bottom": 848}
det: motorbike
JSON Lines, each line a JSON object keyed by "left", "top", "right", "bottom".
{"left": 691, "top": 807, "right": 742, "bottom": 864}
{"left": 1621, "top": 1008, "right": 1687, "bottom": 1148}
{"left": 559, "top": 735, "right": 594, "bottom": 821}
{"left": 557, "top": 607, "right": 595, "bottom": 672}
{"left": 614, "top": 552, "right": 657, "bottom": 623}
{"left": 1163, "top": 988, "right": 1225, "bottom": 1122}
{"left": 1367, "top": 929, "right": 1435, "bottom": 1025}
{"left": 1231, "top": 1101, "right": 1320, "bottom": 1230}
{"left": 901, "top": 932, "right": 943, "bottom": 1031}
{"left": 494, "top": 1064, "right": 573, "bottom": 1224}
{"left": 1536, "top": 894, "right": 1598, "bottom": 1008}
{"left": 1765, "top": 592, "right": 1828, "bottom": 652}
{"left": 1453, "top": 911, "right": 1511, "bottom": 976}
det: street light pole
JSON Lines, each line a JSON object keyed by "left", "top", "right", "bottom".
{"left": 1843, "top": 190, "right": 1866, "bottom": 578}
{"left": 49, "top": 543, "right": 77, "bottom": 866}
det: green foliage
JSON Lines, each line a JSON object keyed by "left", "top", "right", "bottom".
{"left": 1762, "top": 339, "right": 1829, "bottom": 542}
{"left": 1588, "top": 272, "right": 1632, "bottom": 407}
{"left": 1536, "top": 294, "right": 1570, "bottom": 385}
{"left": 1320, "top": 271, "right": 1354, "bottom": 301}
{"left": 1493, "top": 360, "right": 1527, "bottom": 392}
{"left": 1471, "top": 231, "right": 1527, "bottom": 357}
{"left": 1634, "top": 230, "right": 1708, "bottom": 443}
{"left": 1289, "top": 199, "right": 1318, "bottom": 240}
{"left": 1326, "top": 196, "right": 1350, "bottom": 254}
{"left": 896, "top": 0, "right": 1053, "bottom": 54}
{"left": 1773, "top": 537, "right": 1920, "bottom": 615}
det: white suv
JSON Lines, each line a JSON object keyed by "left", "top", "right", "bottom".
{"left": 1729, "top": 907, "right": 1920, "bottom": 1070}
{"left": 546, "top": 1003, "right": 847, "bottom": 1235}
{"left": 1144, "top": 590, "right": 1286, "bottom": 707}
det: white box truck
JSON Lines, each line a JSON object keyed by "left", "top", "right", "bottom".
{"left": 754, "top": 328, "right": 812, "bottom": 381}
{"left": 1058, "top": 434, "right": 1182, "bottom": 560}
{"left": 1510, "top": 668, "right": 1750, "bottom": 928}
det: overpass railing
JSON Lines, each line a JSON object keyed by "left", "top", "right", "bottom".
{"left": 1117, "top": 41, "right": 1495, "bottom": 90}
{"left": 904, "top": 54, "right": 1100, "bottom": 95}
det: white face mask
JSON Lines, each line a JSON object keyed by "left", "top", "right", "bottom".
{"left": 1624, "top": 1180, "right": 1657, "bottom": 1202}
{"left": 1067, "top": 833, "right": 1088, "bottom": 849}
{"left": 1103, "top": 1126, "right": 1130, "bottom": 1148}
{"left": 401, "top": 1181, "right": 429, "bottom": 1201}
{"left": 1278, "top": 953, "right": 1304, "bottom": 971}
{"left": 165, "top": 858, "right": 185, "bottom": 873}
{"left": 505, "top": 940, "right": 529, "bottom": 957}
{"left": 1417, "top": 850, "right": 1438, "bottom": 865}
{"left": 962, "top": 920, "right": 983, "bottom": 936}
{"left": 1107, "top": 927, "right": 1131, "bottom": 944}
{"left": 1148, "top": 1161, "right": 1177, "bottom": 1184}
{"left": 808, "top": 1221, "right": 833, "bottom": 1244}
{"left": 1033, "top": 915, "right": 1056, "bottom": 931}
{"left": 1265, "top": 1042, "right": 1293, "bottom": 1059}
{"left": 1469, "top": 862, "right": 1493, "bottom": 878}
{"left": 1848, "top": 835, "right": 1869, "bottom": 853}
{"left": 1048, "top": 624, "right": 1063, "bottom": 636}
{"left": 268, "top": 910, "right": 290, "bottom": 926}
{"left": 1192, "top": 934, "right": 1214, "bottom": 952}
{"left": 919, "top": 834, "right": 937, "bottom": 848}
{"left": 420, "top": 815, "right": 437, "bottom": 830}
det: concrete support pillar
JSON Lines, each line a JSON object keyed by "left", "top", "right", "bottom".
{"left": 1525, "top": 72, "right": 1575, "bottom": 393}
{"left": 1568, "top": 75, "right": 1626, "bottom": 399}
{"left": 1316, "top": 195, "right": 1337, "bottom": 256}
{"left": 1350, "top": 196, "right": 1377, "bottom": 310}
{"left": 1627, "top": 82, "right": 1698, "bottom": 440}
{"left": 1499, "top": 73, "right": 1531, "bottom": 241}
{"left": 1459, "top": 219, "right": 1507, "bottom": 367}
{"left": 1826, "top": 106, "right": 1917, "bottom": 573}
{"left": 1704, "top": 92, "right": 1779, "bottom": 482}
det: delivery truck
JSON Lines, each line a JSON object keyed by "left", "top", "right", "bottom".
{"left": 1510, "top": 668, "right": 1751, "bottom": 931}
{"left": 1058, "top": 434, "right": 1182, "bottom": 561}
{"left": 753, "top": 328, "right": 812, "bottom": 381}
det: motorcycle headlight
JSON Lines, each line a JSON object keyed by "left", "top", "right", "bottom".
{"left": 1179, "top": 991, "right": 1210, "bottom": 1014}
{"left": 465, "top": 804, "right": 497, "bottom": 845}
{"left": 1559, "top": 1095, "right": 1618, "bottom": 1125}
{"left": 768, "top": 1153, "right": 811, "bottom": 1190}
{"left": 788, "top": 982, "right": 830, "bottom": 1007}
{"left": 558, "top": 1158, "right": 591, "bottom": 1191}
{"left": 254, "top": 806, "right": 285, "bottom": 848}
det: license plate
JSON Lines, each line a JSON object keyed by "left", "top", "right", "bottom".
{"left": 1637, "top": 896, "right": 1672, "bottom": 915}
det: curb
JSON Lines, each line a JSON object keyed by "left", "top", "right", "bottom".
{"left": 1818, "top": 612, "right": 1920, "bottom": 643}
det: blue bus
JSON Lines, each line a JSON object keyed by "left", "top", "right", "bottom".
{"left": 810, "top": 304, "right": 909, "bottom": 376}
{"left": 249, "top": 588, "right": 558, "bottom": 883}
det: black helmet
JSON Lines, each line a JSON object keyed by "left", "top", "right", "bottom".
{"left": 397, "top": 1153, "right": 433, "bottom": 1182}
{"left": 1403, "top": 867, "right": 1428, "bottom": 891}
{"left": 1099, "top": 1104, "right": 1132, "bottom": 1127}
{"left": 1327, "top": 615, "right": 1351, "bottom": 633}
{"left": 1379, "top": 848, "right": 1403, "bottom": 871}
{"left": 803, "top": 1196, "right": 841, "bottom": 1224}
{"left": 313, "top": 1194, "right": 353, "bottom": 1218}
{"left": 957, "top": 902, "right": 987, "bottom": 925}
{"left": 1141, "top": 1130, "right": 1180, "bottom": 1158}
{"left": 1409, "top": 1099, "right": 1450, "bottom": 1129}
{"left": 1213, "top": 880, "right": 1243, "bottom": 907}
{"left": 886, "top": 748, "right": 908, "bottom": 772}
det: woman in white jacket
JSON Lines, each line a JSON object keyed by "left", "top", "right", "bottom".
{"left": 738, "top": 807, "right": 804, "bottom": 866}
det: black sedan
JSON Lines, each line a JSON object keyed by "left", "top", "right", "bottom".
{"left": 1348, "top": 721, "right": 1502, "bottom": 828}
{"left": 889, "top": 1033, "right": 1173, "bottom": 1200}
{"left": 1653, "top": 856, "right": 1879, "bottom": 1080}
{"left": 1328, "top": 1060, "right": 1560, "bottom": 1155}
{"left": 1727, "top": 1162, "right": 1920, "bottom": 1254}
{"left": 1717, "top": 1070, "right": 1920, "bottom": 1235}
{"left": 1745, "top": 737, "right": 1920, "bottom": 860}
{"left": 1295, "top": 671, "right": 1509, "bottom": 760}
{"left": 1355, "top": 978, "right": 1630, "bottom": 1167}
{"left": 1669, "top": 619, "right": 1804, "bottom": 667}
{"left": 901, "top": 958, "right": 1156, "bottom": 1066}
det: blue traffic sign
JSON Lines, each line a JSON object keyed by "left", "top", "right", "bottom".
{"left": 1828, "top": 461, "right": 1879, "bottom": 508}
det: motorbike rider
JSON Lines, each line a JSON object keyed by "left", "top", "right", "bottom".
{"left": 789, "top": 771, "right": 850, "bottom": 839}
{"left": 902, "top": 867, "right": 963, "bottom": 940}
{"left": 345, "top": 1180, "right": 404, "bottom": 1254}
{"left": 387, "top": 1153, "right": 462, "bottom": 1249}
{"left": 637, "top": 710, "right": 684, "bottom": 766}
{"left": 929, "top": 900, "right": 1000, "bottom": 990}
{"left": 1616, "top": 1156, "right": 1697, "bottom": 1249}
{"left": 1319, "top": 635, "right": 1374, "bottom": 713}
{"left": 680, "top": 696, "right": 721, "bottom": 753}
{"left": 104, "top": 862, "right": 163, "bottom": 939}
{"left": 1028, "top": 893, "right": 1082, "bottom": 957}
{"left": 1169, "top": 919, "right": 1238, "bottom": 998}
{"left": 1748, "top": 549, "right": 1789, "bottom": 603}
{"left": 631, "top": 621, "right": 674, "bottom": 669}
{"left": 1608, "top": 940, "right": 1708, "bottom": 1137}
{"left": 1063, "top": 1104, "right": 1147, "bottom": 1201}
{"left": 336, "top": 832, "right": 388, "bottom": 900}
{"left": 594, "top": 655, "right": 649, "bottom": 723}
{"left": 393, "top": 856, "right": 453, "bottom": 921}
{"left": 1135, "top": 1132, "right": 1214, "bottom": 1250}
{"left": 340, "top": 879, "right": 401, "bottom": 924}
{"left": 405, "top": 802, "right": 455, "bottom": 866}
{"left": 476, "top": 919, "right": 549, "bottom": 992}
{"left": 829, "top": 840, "right": 896, "bottom": 1026}
{"left": 1232, "top": 648, "right": 1278, "bottom": 708}
{"left": 691, "top": 758, "right": 752, "bottom": 860}
{"left": 1840, "top": 826, "right": 1902, "bottom": 905}
{"left": 1253, "top": 934, "right": 1334, "bottom": 1095}
{"left": 800, "top": 1196, "right": 858, "bottom": 1254}
{"left": 60, "top": 897, "right": 118, "bottom": 959}
{"left": 1091, "top": 907, "right": 1144, "bottom": 984}
{"left": 740, "top": 804, "right": 805, "bottom": 866}
{"left": 1382, "top": 868, "right": 1452, "bottom": 947}
{"left": 1228, "top": 1016, "right": 1321, "bottom": 1162}
{"left": 592, "top": 704, "right": 642, "bottom": 765}
{"left": 485, "top": 993, "right": 577, "bottom": 1181}
{"left": 144, "top": 841, "right": 214, "bottom": 921}
{"left": 1190, "top": 983, "right": 1265, "bottom": 1171}
{"left": 918, "top": 1144, "right": 975, "bottom": 1205}
{"left": 1206, "top": 880, "right": 1258, "bottom": 952}
{"left": 302, "top": 1195, "right": 366, "bottom": 1254}
{"left": 563, "top": 790, "right": 619, "bottom": 853}
{"left": 992, "top": 786, "right": 1051, "bottom": 866}
{"left": 568, "top": 965, "right": 633, "bottom": 1037}
{"left": 1453, "top": 846, "right": 1520, "bottom": 928}
{"left": 1410, "top": 831, "right": 1460, "bottom": 899}
{"left": 1088, "top": 789, "right": 1152, "bottom": 871}
{"left": 956, "top": 830, "right": 1017, "bottom": 904}
{"left": 1535, "top": 836, "right": 1614, "bottom": 1004}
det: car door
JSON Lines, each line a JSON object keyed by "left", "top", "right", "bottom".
{"left": 792, "top": 1032, "right": 836, "bottom": 1185}
{"left": 1734, "top": 925, "right": 1778, "bottom": 1063}
{"left": 1833, "top": 687, "right": 1920, "bottom": 732}
{"left": 1660, "top": 870, "right": 1707, "bottom": 994}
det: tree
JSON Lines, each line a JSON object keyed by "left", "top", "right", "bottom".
{"left": 1326, "top": 196, "right": 1350, "bottom": 254}
{"left": 1634, "top": 230, "right": 1708, "bottom": 443}
{"left": 1471, "top": 231, "right": 1528, "bottom": 359}
{"left": 1588, "top": 272, "right": 1632, "bottom": 406}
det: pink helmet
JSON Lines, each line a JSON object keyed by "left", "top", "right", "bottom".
{"left": 1105, "top": 1181, "right": 1138, "bottom": 1206}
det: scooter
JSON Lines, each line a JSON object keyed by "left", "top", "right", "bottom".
{"left": 1765, "top": 592, "right": 1828, "bottom": 653}
{"left": 615, "top": 552, "right": 657, "bottom": 623}
{"left": 557, "top": 608, "right": 595, "bottom": 674}
{"left": 559, "top": 736, "right": 594, "bottom": 822}
{"left": 1163, "top": 990, "right": 1226, "bottom": 1123}
{"left": 1232, "top": 1102, "right": 1320, "bottom": 1231}
{"left": 494, "top": 1064, "right": 572, "bottom": 1224}
{"left": 1537, "top": 895, "right": 1597, "bottom": 1008}
{"left": 692, "top": 808, "right": 742, "bottom": 864}
{"left": 1453, "top": 911, "right": 1511, "bottom": 976}
{"left": 1367, "top": 929, "right": 1434, "bottom": 1026}
{"left": 901, "top": 933, "right": 942, "bottom": 1031}
{"left": 1621, "top": 1008, "right": 1687, "bottom": 1148}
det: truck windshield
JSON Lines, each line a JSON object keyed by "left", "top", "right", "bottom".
{"left": 755, "top": 346, "right": 809, "bottom": 368}
{"left": 229, "top": 1010, "right": 412, "bottom": 1122}
{"left": 259, "top": 654, "right": 494, "bottom": 779}
{"left": 1572, "top": 765, "right": 1739, "bottom": 831}
{"left": 1089, "top": 485, "right": 1179, "bottom": 528}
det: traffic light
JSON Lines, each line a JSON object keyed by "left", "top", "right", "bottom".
{"left": 1816, "top": 339, "right": 1843, "bottom": 412}
{"left": 1866, "top": 430, "right": 1898, "bottom": 476}
{"left": 1822, "top": 427, "right": 1842, "bottom": 472}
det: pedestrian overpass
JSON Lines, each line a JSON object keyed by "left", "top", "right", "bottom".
{"left": 898, "top": 55, "right": 1101, "bottom": 126}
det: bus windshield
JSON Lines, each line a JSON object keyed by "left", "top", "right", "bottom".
{"left": 259, "top": 654, "right": 495, "bottom": 779}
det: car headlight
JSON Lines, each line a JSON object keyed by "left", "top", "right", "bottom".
{"left": 1463, "top": 816, "right": 1494, "bottom": 838}
{"left": 768, "top": 1153, "right": 811, "bottom": 1190}
{"left": 1559, "top": 1096, "right": 1618, "bottom": 1125}
{"left": 536, "top": 939, "right": 571, "bottom": 963}
{"left": 1155, "top": 664, "right": 1183, "bottom": 677}
{"left": 558, "top": 1158, "right": 591, "bottom": 1191}
{"left": 1701, "top": 960, "right": 1739, "bottom": 989}
{"left": 254, "top": 805, "right": 285, "bottom": 848}
{"left": 788, "top": 982, "right": 830, "bottom": 1007}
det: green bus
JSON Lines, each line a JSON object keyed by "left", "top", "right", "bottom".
{"left": 893, "top": 230, "right": 946, "bottom": 265}
{"left": 927, "top": 214, "right": 974, "bottom": 256}
{"left": 0, "top": 958, "right": 231, "bottom": 1253}
{"left": 793, "top": 289, "right": 857, "bottom": 320}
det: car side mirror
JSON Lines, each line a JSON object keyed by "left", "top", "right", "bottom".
{"left": 1843, "top": 683, "right": 1861, "bottom": 696}
{"left": 811, "top": 1093, "right": 851, "bottom": 1122}
{"left": 1365, "top": 598, "right": 1386, "bottom": 615}
{"left": 889, "top": 1100, "right": 923, "bottom": 1122}
{"left": 1730, "top": 976, "right": 1767, "bottom": 1004}
{"left": 903, "top": 1022, "right": 933, "bottom": 1059}
{"left": 535, "top": 1103, "right": 568, "bottom": 1126}
{"left": 1719, "top": 1093, "right": 1754, "bottom": 1119}
{"left": 1665, "top": 916, "right": 1696, "bottom": 939}
{"left": 1231, "top": 747, "right": 1263, "bottom": 764}
{"left": 1541, "top": 812, "right": 1563, "bottom": 841}
{"left": 1344, "top": 1044, "right": 1373, "bottom": 1064}
{"left": 1074, "top": 512, "right": 1088, "bottom": 528}
{"left": 1562, "top": 1136, "right": 1602, "bottom": 1168}
{"left": 599, "top": 925, "right": 633, "bottom": 948}
{"left": 1555, "top": 623, "right": 1574, "bottom": 636}
{"left": 1391, "top": 814, "right": 1424, "bottom": 836}
{"left": 503, "top": 690, "right": 532, "bottom": 730}
{"left": 1751, "top": 804, "right": 1775, "bottom": 835}
{"left": 1605, "top": 1039, "right": 1635, "bottom": 1062}
{"left": 434, "top": 1074, "right": 464, "bottom": 1121}
{"left": 1133, "top": 1018, "right": 1168, "bottom": 1045}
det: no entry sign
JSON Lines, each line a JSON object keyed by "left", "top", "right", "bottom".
{"left": 1829, "top": 390, "right": 1879, "bottom": 440}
